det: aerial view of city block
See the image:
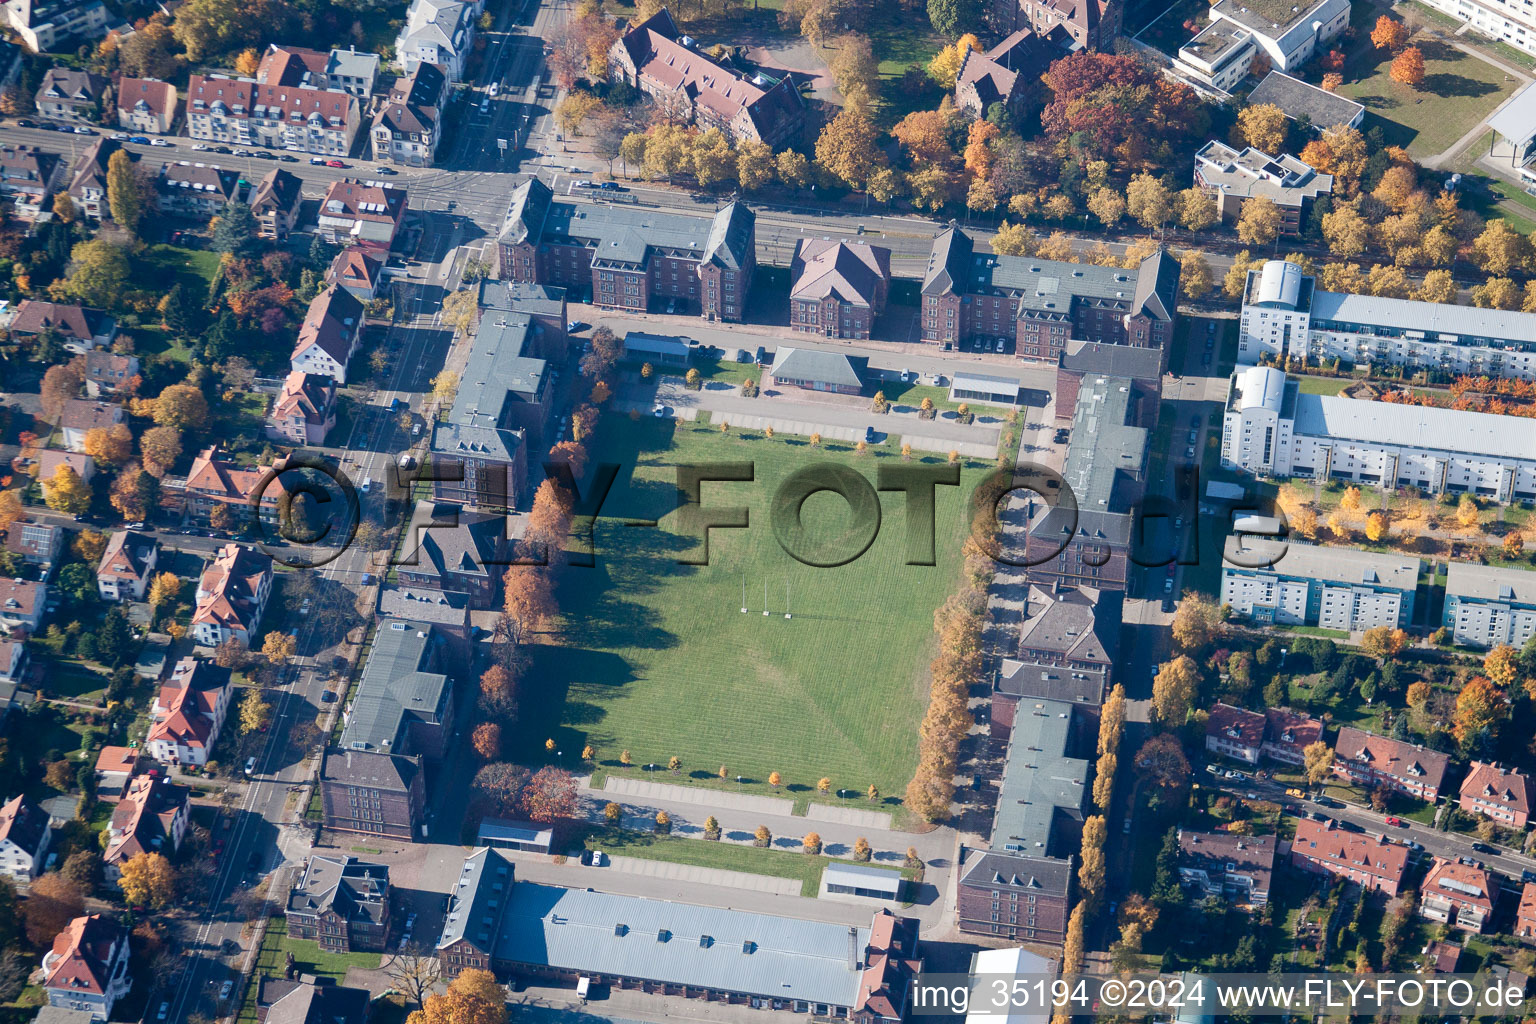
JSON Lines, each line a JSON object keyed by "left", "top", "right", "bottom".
{"left": 16, "top": 0, "right": 1536, "bottom": 1018}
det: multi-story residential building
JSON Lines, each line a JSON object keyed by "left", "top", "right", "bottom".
{"left": 320, "top": 749, "right": 425, "bottom": 841}
{"left": 191, "top": 544, "right": 273, "bottom": 648}
{"left": 1443, "top": 562, "right": 1536, "bottom": 649}
{"left": 1193, "top": 141, "right": 1332, "bottom": 234}
{"left": 1220, "top": 535, "right": 1419, "bottom": 631}
{"left": 254, "top": 45, "right": 379, "bottom": 97}
{"left": 156, "top": 161, "right": 240, "bottom": 219}
{"left": 59, "top": 399, "right": 123, "bottom": 453}
{"left": 180, "top": 447, "right": 287, "bottom": 528}
{"left": 1519, "top": 883, "right": 1536, "bottom": 938}
{"left": 955, "top": 29, "right": 1051, "bottom": 119}
{"left": 267, "top": 371, "right": 337, "bottom": 445}
{"left": 992, "top": 584, "right": 1119, "bottom": 736}
{"left": 1290, "top": 817, "right": 1408, "bottom": 894}
{"left": 325, "top": 246, "right": 385, "bottom": 301}
{"left": 115, "top": 77, "right": 177, "bottom": 133}
{"left": 478, "top": 278, "right": 569, "bottom": 357}
{"left": 988, "top": 0, "right": 1120, "bottom": 50}
{"left": 66, "top": 137, "right": 125, "bottom": 220}
{"left": 1206, "top": 702, "right": 1266, "bottom": 764}
{"left": 184, "top": 72, "right": 360, "bottom": 157}
{"left": 286, "top": 856, "right": 392, "bottom": 952}
{"left": 607, "top": 10, "right": 804, "bottom": 146}
{"left": 1247, "top": 70, "right": 1365, "bottom": 129}
{"left": 11, "top": 300, "right": 115, "bottom": 353}
{"left": 1, "top": 0, "right": 108, "bottom": 51}
{"left": 41, "top": 916, "right": 131, "bottom": 1020}
{"left": 497, "top": 178, "right": 756, "bottom": 322}
{"left": 1459, "top": 761, "right": 1530, "bottom": 828}
{"left": 1177, "top": 830, "right": 1276, "bottom": 904}
{"left": 372, "top": 61, "right": 446, "bottom": 167}
{"left": 0, "top": 578, "right": 47, "bottom": 634}
{"left": 1024, "top": 373, "right": 1149, "bottom": 594}
{"left": 5, "top": 517, "right": 62, "bottom": 572}
{"left": 395, "top": 0, "right": 476, "bottom": 83}
{"left": 82, "top": 349, "right": 138, "bottom": 397}
{"left": 1241, "top": 258, "right": 1536, "bottom": 380}
{"left": 102, "top": 775, "right": 188, "bottom": 880}
{"left": 1174, "top": 0, "right": 1349, "bottom": 92}
{"left": 1222, "top": 363, "right": 1536, "bottom": 499}
{"left": 250, "top": 167, "right": 303, "bottom": 240}
{"left": 96, "top": 530, "right": 158, "bottom": 602}
{"left": 35, "top": 68, "right": 107, "bottom": 123}
{"left": 316, "top": 178, "right": 407, "bottom": 251}
{"left": 1261, "top": 707, "right": 1322, "bottom": 765}
{"left": 788, "top": 239, "right": 891, "bottom": 339}
{"left": 1417, "top": 0, "right": 1536, "bottom": 55}
{"left": 1333, "top": 727, "right": 1450, "bottom": 802}
{"left": 0, "top": 144, "right": 65, "bottom": 217}
{"left": 921, "top": 226, "right": 1179, "bottom": 356}
{"left": 396, "top": 500, "right": 511, "bottom": 609}
{"left": 145, "top": 657, "right": 232, "bottom": 766}
{"left": 1421, "top": 857, "right": 1498, "bottom": 932}
{"left": 290, "top": 285, "right": 365, "bottom": 384}
{"left": 0, "top": 793, "right": 52, "bottom": 883}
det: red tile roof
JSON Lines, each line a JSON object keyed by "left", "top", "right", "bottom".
{"left": 44, "top": 915, "right": 122, "bottom": 996}
{"left": 1459, "top": 761, "right": 1531, "bottom": 818}
{"left": 1207, "top": 702, "right": 1265, "bottom": 748}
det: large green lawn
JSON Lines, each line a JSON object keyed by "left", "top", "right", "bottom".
{"left": 1337, "top": 34, "right": 1517, "bottom": 158}
{"left": 524, "top": 417, "right": 986, "bottom": 808}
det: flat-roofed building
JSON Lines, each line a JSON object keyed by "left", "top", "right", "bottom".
{"left": 1193, "top": 140, "right": 1331, "bottom": 235}
{"left": 1246, "top": 70, "right": 1364, "bottom": 129}
{"left": 1174, "top": 0, "right": 1349, "bottom": 93}
{"left": 1444, "top": 562, "right": 1536, "bottom": 648}
{"left": 1221, "top": 535, "right": 1419, "bottom": 631}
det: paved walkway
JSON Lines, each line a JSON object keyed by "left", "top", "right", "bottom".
{"left": 601, "top": 776, "right": 796, "bottom": 816}
{"left": 607, "top": 856, "right": 802, "bottom": 895}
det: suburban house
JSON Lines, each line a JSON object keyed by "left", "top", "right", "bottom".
{"left": 0, "top": 144, "right": 65, "bottom": 218}
{"left": 184, "top": 59, "right": 362, "bottom": 157}
{"left": 1193, "top": 140, "right": 1332, "bottom": 236}
{"left": 82, "top": 349, "right": 139, "bottom": 396}
{"left": 1421, "top": 857, "right": 1498, "bottom": 932}
{"left": 1261, "top": 707, "right": 1322, "bottom": 766}
{"left": 191, "top": 544, "right": 274, "bottom": 648}
{"left": 316, "top": 178, "right": 407, "bottom": 251}
{"left": 156, "top": 161, "right": 240, "bottom": 219}
{"left": 286, "top": 855, "right": 392, "bottom": 953}
{"left": 1423, "top": 940, "right": 1463, "bottom": 973}
{"left": 59, "top": 400, "right": 123, "bottom": 452}
{"left": 41, "top": 916, "right": 131, "bottom": 1020}
{"left": 1458, "top": 761, "right": 1530, "bottom": 828}
{"left": 788, "top": 239, "right": 892, "bottom": 340}
{"left": 0, "top": 578, "right": 48, "bottom": 635}
{"left": 606, "top": 9, "right": 803, "bottom": 147}
{"left": 115, "top": 77, "right": 178, "bottom": 133}
{"left": 1205, "top": 703, "right": 1266, "bottom": 764}
{"left": 102, "top": 775, "right": 188, "bottom": 880}
{"left": 395, "top": 500, "right": 511, "bottom": 609}
{"left": 1289, "top": 817, "right": 1408, "bottom": 895}
{"left": 35, "top": 69, "right": 109, "bottom": 123}
{"left": 10, "top": 300, "right": 115, "bottom": 354}
{"left": 1176, "top": 829, "right": 1275, "bottom": 905}
{"left": 96, "top": 530, "right": 158, "bottom": 603}
{"left": 1332, "top": 727, "right": 1451, "bottom": 802}
{"left": 145, "top": 657, "right": 232, "bottom": 766}
{"left": 372, "top": 61, "right": 446, "bottom": 167}
{"left": 65, "top": 137, "right": 124, "bottom": 220}
{"left": 497, "top": 178, "right": 755, "bottom": 322}
{"left": 5, "top": 518, "right": 63, "bottom": 572}
{"left": 764, "top": 347, "right": 867, "bottom": 394}
{"left": 0, "top": 0, "right": 110, "bottom": 51}
{"left": 1519, "top": 883, "right": 1536, "bottom": 938}
{"left": 268, "top": 371, "right": 337, "bottom": 445}
{"left": 92, "top": 746, "right": 139, "bottom": 802}
{"left": 182, "top": 447, "right": 287, "bottom": 527}
{"left": 253, "top": 979, "right": 372, "bottom": 1024}
{"left": 289, "top": 286, "right": 364, "bottom": 384}
{"left": 37, "top": 451, "right": 94, "bottom": 486}
{"left": 0, "top": 793, "right": 52, "bottom": 883}
{"left": 325, "top": 246, "right": 386, "bottom": 301}
{"left": 0, "top": 638, "right": 28, "bottom": 686}
{"left": 250, "top": 168, "right": 304, "bottom": 241}
{"left": 395, "top": 0, "right": 476, "bottom": 83}
{"left": 992, "top": 584, "right": 1119, "bottom": 737}
{"left": 955, "top": 29, "right": 1052, "bottom": 120}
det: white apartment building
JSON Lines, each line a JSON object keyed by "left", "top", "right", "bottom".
{"left": 1221, "top": 535, "right": 1420, "bottom": 631}
{"left": 395, "top": 0, "right": 477, "bottom": 83}
{"left": 1418, "top": 0, "right": 1536, "bottom": 54}
{"left": 1241, "top": 258, "right": 1536, "bottom": 380}
{"left": 1444, "top": 562, "right": 1536, "bottom": 649}
{"left": 1175, "top": 0, "right": 1349, "bottom": 92}
{"left": 1222, "top": 365, "right": 1536, "bottom": 501}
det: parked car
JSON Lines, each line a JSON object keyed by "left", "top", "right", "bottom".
{"left": 321, "top": 690, "right": 337, "bottom": 703}
{"left": 1385, "top": 816, "right": 1406, "bottom": 827}
{"left": 219, "top": 982, "right": 234, "bottom": 1002}
{"left": 374, "top": 165, "right": 397, "bottom": 175}
{"left": 864, "top": 425, "right": 876, "bottom": 443}
{"left": 129, "top": 136, "right": 150, "bottom": 144}
{"left": 278, "top": 154, "right": 299, "bottom": 162}
{"left": 74, "top": 126, "right": 96, "bottom": 135}
{"left": 310, "top": 156, "right": 327, "bottom": 165}
{"left": 244, "top": 757, "right": 257, "bottom": 776}
{"left": 566, "top": 321, "right": 588, "bottom": 333}
{"left": 1314, "top": 796, "right": 1341, "bottom": 808}
{"left": 573, "top": 180, "right": 595, "bottom": 189}
{"left": 1472, "top": 841, "right": 1498, "bottom": 855}
{"left": 598, "top": 181, "right": 625, "bottom": 191}
{"left": 326, "top": 159, "right": 346, "bottom": 168}
{"left": 150, "top": 138, "right": 173, "bottom": 147}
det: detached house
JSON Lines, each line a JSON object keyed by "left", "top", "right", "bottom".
{"left": 0, "top": 793, "right": 52, "bottom": 883}
{"left": 5, "top": 517, "right": 63, "bottom": 572}
{"left": 1421, "top": 857, "right": 1498, "bottom": 932}
{"left": 1177, "top": 829, "right": 1275, "bottom": 905}
{"left": 0, "top": 144, "right": 64, "bottom": 218}
{"left": 267, "top": 371, "right": 337, "bottom": 445}
{"left": 10, "top": 300, "right": 115, "bottom": 354}
{"left": 115, "top": 77, "right": 177, "bottom": 134}
{"left": 96, "top": 530, "right": 158, "bottom": 602}
{"left": 250, "top": 167, "right": 303, "bottom": 240}
{"left": 145, "top": 657, "right": 232, "bottom": 766}
{"left": 316, "top": 178, "right": 407, "bottom": 251}
{"left": 181, "top": 446, "right": 287, "bottom": 527}
{"left": 290, "top": 285, "right": 364, "bottom": 384}
{"left": 82, "top": 350, "right": 138, "bottom": 397}
{"left": 1333, "top": 727, "right": 1451, "bottom": 802}
{"left": 42, "top": 916, "right": 131, "bottom": 1020}
{"left": 66, "top": 137, "right": 126, "bottom": 220}
{"left": 191, "top": 544, "right": 273, "bottom": 648}
{"left": 1459, "top": 761, "right": 1531, "bottom": 828}
{"left": 1290, "top": 817, "right": 1408, "bottom": 895}
{"left": 36, "top": 69, "right": 108, "bottom": 124}
{"left": 1205, "top": 703, "right": 1265, "bottom": 764}
{"left": 0, "top": 578, "right": 48, "bottom": 635}
{"left": 59, "top": 399, "right": 123, "bottom": 452}
{"left": 102, "top": 775, "right": 188, "bottom": 880}
{"left": 156, "top": 161, "right": 240, "bottom": 219}
{"left": 286, "top": 855, "right": 392, "bottom": 953}
{"left": 326, "top": 246, "right": 386, "bottom": 301}
{"left": 395, "top": 0, "right": 476, "bottom": 83}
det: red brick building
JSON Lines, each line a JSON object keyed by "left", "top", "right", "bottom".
{"left": 788, "top": 239, "right": 891, "bottom": 340}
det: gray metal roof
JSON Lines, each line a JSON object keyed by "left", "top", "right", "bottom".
{"left": 990, "top": 699, "right": 1089, "bottom": 856}
{"left": 1445, "top": 561, "right": 1536, "bottom": 605}
{"left": 1222, "top": 536, "right": 1420, "bottom": 590}
{"left": 1033, "top": 374, "right": 1146, "bottom": 547}
{"left": 768, "top": 347, "right": 866, "bottom": 388}
{"left": 1309, "top": 288, "right": 1536, "bottom": 345}
{"left": 339, "top": 620, "right": 451, "bottom": 753}
{"left": 623, "top": 331, "right": 693, "bottom": 358}
{"left": 951, "top": 371, "right": 1022, "bottom": 394}
{"left": 378, "top": 585, "right": 470, "bottom": 627}
{"left": 320, "top": 748, "right": 419, "bottom": 792}
{"left": 1489, "top": 81, "right": 1536, "bottom": 143}
{"left": 959, "top": 849, "right": 1073, "bottom": 896}
{"left": 1059, "top": 340, "right": 1164, "bottom": 381}
{"left": 437, "top": 846, "right": 515, "bottom": 954}
{"left": 477, "top": 817, "right": 554, "bottom": 844}
{"left": 1247, "top": 71, "right": 1364, "bottom": 128}
{"left": 397, "top": 500, "right": 505, "bottom": 584}
{"left": 477, "top": 278, "right": 566, "bottom": 319}
{"left": 1292, "top": 391, "right": 1536, "bottom": 462}
{"left": 823, "top": 861, "right": 903, "bottom": 892}
{"left": 287, "top": 855, "right": 390, "bottom": 925}
{"left": 490, "top": 881, "right": 870, "bottom": 1007}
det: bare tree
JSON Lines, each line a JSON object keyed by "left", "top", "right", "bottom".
{"left": 386, "top": 943, "right": 442, "bottom": 1006}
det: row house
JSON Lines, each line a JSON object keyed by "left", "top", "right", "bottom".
{"left": 145, "top": 657, "right": 232, "bottom": 766}
{"left": 92, "top": 746, "right": 139, "bottom": 802}
{"left": 289, "top": 285, "right": 365, "bottom": 384}
{"left": 181, "top": 446, "right": 287, "bottom": 528}
{"left": 59, "top": 399, "right": 122, "bottom": 451}
{"left": 497, "top": 177, "right": 755, "bottom": 323}
{"left": 1205, "top": 702, "right": 1265, "bottom": 764}
{"left": 257, "top": 44, "right": 379, "bottom": 98}
{"left": 1261, "top": 707, "right": 1323, "bottom": 765}
{"left": 156, "top": 161, "right": 240, "bottom": 219}
{"left": 102, "top": 775, "right": 188, "bottom": 881}
{"left": 372, "top": 62, "right": 446, "bottom": 167}
{"left": 1421, "top": 857, "right": 1498, "bottom": 933}
{"left": 116, "top": 77, "right": 178, "bottom": 134}
{"left": 1332, "top": 727, "right": 1451, "bottom": 802}
{"left": 267, "top": 371, "right": 337, "bottom": 445}
{"left": 1290, "top": 817, "right": 1409, "bottom": 895}
{"left": 1177, "top": 829, "right": 1275, "bottom": 905}
{"left": 36, "top": 68, "right": 108, "bottom": 123}
{"left": 286, "top": 856, "right": 392, "bottom": 953}
{"left": 920, "top": 226, "right": 1179, "bottom": 359}
{"left": 184, "top": 74, "right": 360, "bottom": 157}
{"left": 249, "top": 167, "right": 304, "bottom": 241}
{"left": 95, "top": 530, "right": 158, "bottom": 602}
{"left": 0, "top": 638, "right": 27, "bottom": 686}
{"left": 192, "top": 544, "right": 273, "bottom": 648}
{"left": 11, "top": 299, "right": 115, "bottom": 353}
{"left": 0, "top": 793, "right": 52, "bottom": 883}
{"left": 0, "top": 144, "right": 65, "bottom": 218}
{"left": 1458, "top": 761, "right": 1531, "bottom": 828}
{"left": 788, "top": 239, "right": 891, "bottom": 340}
{"left": 1518, "top": 883, "right": 1536, "bottom": 939}
{"left": 316, "top": 178, "right": 407, "bottom": 252}
{"left": 42, "top": 916, "right": 131, "bottom": 1020}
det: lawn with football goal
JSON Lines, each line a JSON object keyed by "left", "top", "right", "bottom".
{"left": 524, "top": 415, "right": 990, "bottom": 809}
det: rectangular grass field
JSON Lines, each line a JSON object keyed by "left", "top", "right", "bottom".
{"left": 523, "top": 417, "right": 988, "bottom": 809}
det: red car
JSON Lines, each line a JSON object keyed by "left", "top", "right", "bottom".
{"left": 326, "top": 160, "right": 346, "bottom": 168}
{"left": 1385, "top": 816, "right": 1406, "bottom": 827}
